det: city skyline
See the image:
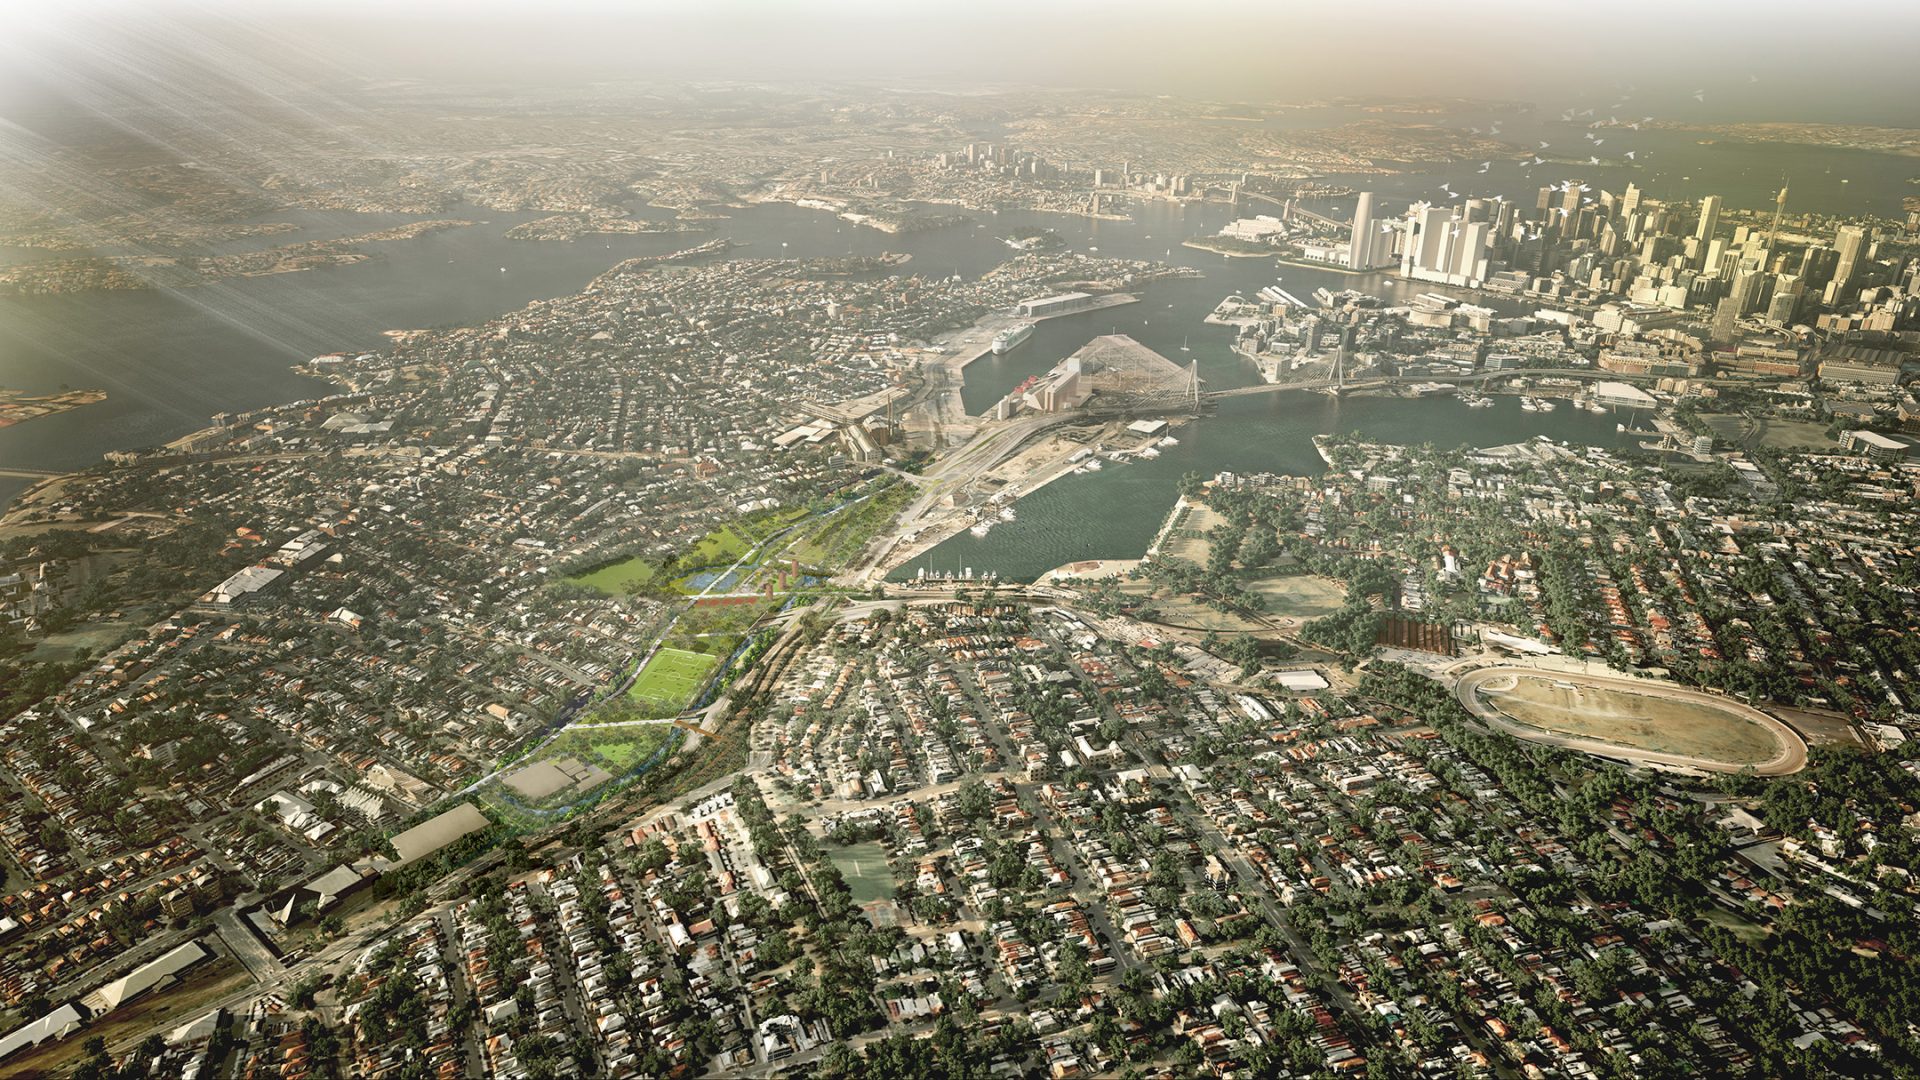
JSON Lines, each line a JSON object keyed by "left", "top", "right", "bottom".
{"left": 1, "top": 3, "right": 1918, "bottom": 1076}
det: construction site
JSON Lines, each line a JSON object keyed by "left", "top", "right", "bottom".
{"left": 988, "top": 334, "right": 1201, "bottom": 419}
{"left": 853, "top": 333, "right": 1203, "bottom": 584}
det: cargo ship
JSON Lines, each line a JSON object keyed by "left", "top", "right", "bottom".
{"left": 991, "top": 323, "right": 1035, "bottom": 354}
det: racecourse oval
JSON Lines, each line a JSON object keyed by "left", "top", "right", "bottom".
{"left": 1454, "top": 666, "right": 1808, "bottom": 776}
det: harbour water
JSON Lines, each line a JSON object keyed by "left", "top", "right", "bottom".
{"left": 0, "top": 114, "right": 1907, "bottom": 517}
{"left": 890, "top": 392, "right": 1630, "bottom": 582}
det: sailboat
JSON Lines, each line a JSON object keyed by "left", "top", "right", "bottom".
{"left": 1180, "top": 336, "right": 1191, "bottom": 353}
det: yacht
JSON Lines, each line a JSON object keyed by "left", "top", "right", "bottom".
{"left": 969, "top": 521, "right": 994, "bottom": 538}
{"left": 1536, "top": 398, "right": 1556, "bottom": 412}
{"left": 1520, "top": 397, "right": 1541, "bottom": 412}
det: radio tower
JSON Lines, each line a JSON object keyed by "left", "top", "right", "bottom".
{"left": 1767, "top": 183, "right": 1789, "bottom": 247}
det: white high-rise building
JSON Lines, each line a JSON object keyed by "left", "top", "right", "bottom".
{"left": 1695, "top": 195, "right": 1722, "bottom": 240}
{"left": 1402, "top": 203, "right": 1491, "bottom": 285}
{"left": 1693, "top": 195, "right": 1722, "bottom": 270}
{"left": 1347, "top": 192, "right": 1378, "bottom": 270}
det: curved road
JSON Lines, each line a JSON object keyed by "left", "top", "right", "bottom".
{"left": 1454, "top": 665, "right": 1808, "bottom": 776}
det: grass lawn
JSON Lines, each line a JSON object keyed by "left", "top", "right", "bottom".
{"left": 1699, "top": 412, "right": 1836, "bottom": 451}
{"left": 787, "top": 482, "right": 914, "bottom": 569}
{"left": 688, "top": 524, "right": 752, "bottom": 566}
{"left": 628, "top": 647, "right": 718, "bottom": 712}
{"left": 582, "top": 726, "right": 674, "bottom": 769}
{"left": 483, "top": 724, "right": 677, "bottom": 820}
{"left": 570, "top": 555, "right": 658, "bottom": 595}
{"left": 828, "top": 842, "right": 895, "bottom": 904}
{"left": 1483, "top": 675, "right": 1786, "bottom": 766}
{"left": 1246, "top": 573, "right": 1347, "bottom": 618}
{"left": 545, "top": 724, "right": 675, "bottom": 769}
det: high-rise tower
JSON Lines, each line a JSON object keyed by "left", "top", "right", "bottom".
{"left": 1347, "top": 192, "right": 1378, "bottom": 270}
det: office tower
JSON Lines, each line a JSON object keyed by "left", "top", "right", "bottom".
{"left": 1799, "top": 244, "right": 1837, "bottom": 287}
{"left": 1833, "top": 224, "right": 1869, "bottom": 291}
{"left": 1695, "top": 195, "right": 1721, "bottom": 242}
{"left": 1453, "top": 221, "right": 1491, "bottom": 279}
{"left": 1767, "top": 275, "right": 1805, "bottom": 324}
{"left": 1694, "top": 195, "right": 1722, "bottom": 267}
{"left": 1711, "top": 296, "right": 1741, "bottom": 342}
{"left": 1347, "top": 192, "right": 1378, "bottom": 270}
{"left": 1536, "top": 186, "right": 1554, "bottom": 213}
{"left": 1620, "top": 183, "right": 1641, "bottom": 222}
{"left": 1410, "top": 205, "right": 1452, "bottom": 274}
{"left": 1703, "top": 238, "right": 1727, "bottom": 277}
{"left": 1403, "top": 204, "right": 1489, "bottom": 284}
{"left": 1729, "top": 267, "right": 1764, "bottom": 314}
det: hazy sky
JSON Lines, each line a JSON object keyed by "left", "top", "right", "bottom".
{"left": 4, "top": 0, "right": 1919, "bottom": 125}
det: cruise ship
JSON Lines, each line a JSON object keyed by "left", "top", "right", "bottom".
{"left": 991, "top": 323, "right": 1035, "bottom": 354}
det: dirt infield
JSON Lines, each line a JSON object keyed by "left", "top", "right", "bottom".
{"left": 1454, "top": 666, "right": 1807, "bottom": 775}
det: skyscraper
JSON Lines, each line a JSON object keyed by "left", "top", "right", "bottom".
{"left": 1695, "top": 195, "right": 1722, "bottom": 243}
{"left": 1347, "top": 192, "right": 1378, "bottom": 270}
{"left": 1403, "top": 203, "right": 1490, "bottom": 285}
{"left": 1833, "top": 224, "right": 1869, "bottom": 291}
{"left": 1693, "top": 195, "right": 1722, "bottom": 269}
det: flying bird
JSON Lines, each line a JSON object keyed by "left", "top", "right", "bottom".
{"left": 1693, "top": 90, "right": 1706, "bottom": 102}
{"left": 1589, "top": 156, "right": 1601, "bottom": 165}
{"left": 1625, "top": 151, "right": 1637, "bottom": 160}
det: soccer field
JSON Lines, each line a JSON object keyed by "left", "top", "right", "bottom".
{"left": 628, "top": 648, "right": 717, "bottom": 711}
